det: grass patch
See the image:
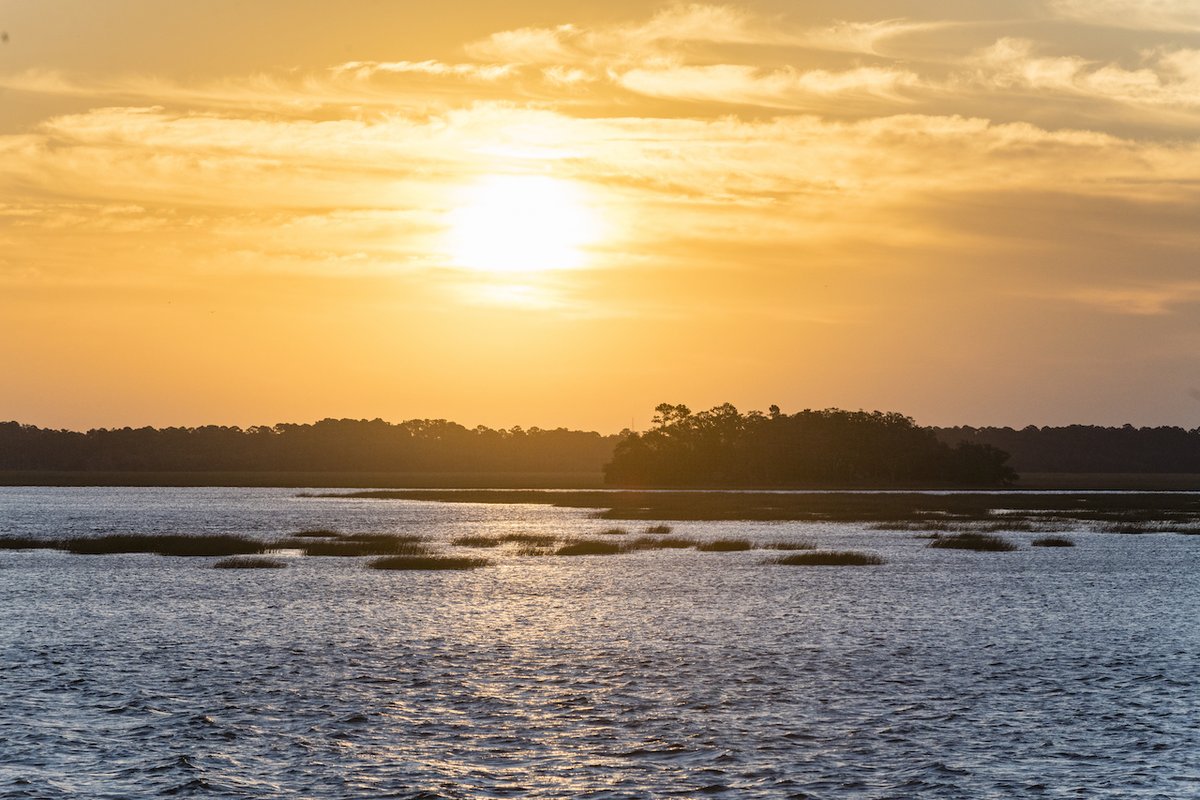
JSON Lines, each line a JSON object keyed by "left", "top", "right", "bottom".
{"left": 451, "top": 535, "right": 503, "bottom": 548}
{"left": 927, "top": 533, "right": 1018, "bottom": 552}
{"left": 623, "top": 536, "right": 697, "bottom": 551}
{"left": 1031, "top": 536, "right": 1075, "bottom": 547}
{"left": 555, "top": 540, "right": 623, "bottom": 556}
{"left": 66, "top": 534, "right": 265, "bottom": 557}
{"left": 600, "top": 527, "right": 630, "bottom": 536}
{"left": 276, "top": 536, "right": 428, "bottom": 557}
{"left": 516, "top": 545, "right": 556, "bottom": 556}
{"left": 1095, "top": 521, "right": 1163, "bottom": 534}
{"left": 369, "top": 555, "right": 490, "bottom": 570}
{"left": 761, "top": 541, "right": 817, "bottom": 551}
{"left": 978, "top": 520, "right": 1036, "bottom": 532}
{"left": 213, "top": 556, "right": 288, "bottom": 569}
{"left": 498, "top": 532, "right": 558, "bottom": 546}
{"left": 772, "top": 551, "right": 884, "bottom": 566}
{"left": 0, "top": 537, "right": 60, "bottom": 550}
{"left": 338, "top": 533, "right": 425, "bottom": 543}
{"left": 335, "top": 490, "right": 1200, "bottom": 527}
{"left": 869, "top": 520, "right": 954, "bottom": 531}
{"left": 696, "top": 538, "right": 753, "bottom": 552}
{"left": 644, "top": 524, "right": 674, "bottom": 534}
{"left": 292, "top": 529, "right": 341, "bottom": 538}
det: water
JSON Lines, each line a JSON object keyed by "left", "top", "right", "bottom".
{"left": 1, "top": 487, "right": 1197, "bottom": 798}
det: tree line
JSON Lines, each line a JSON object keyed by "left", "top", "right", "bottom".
{"left": 9, "top": 409, "right": 1199, "bottom": 483}
{"left": 0, "top": 418, "right": 618, "bottom": 473}
{"left": 603, "top": 404, "right": 1015, "bottom": 487}
{"left": 934, "top": 424, "right": 1200, "bottom": 473}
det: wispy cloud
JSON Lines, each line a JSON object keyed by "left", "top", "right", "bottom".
{"left": 1047, "top": 0, "right": 1200, "bottom": 32}
{"left": 966, "top": 38, "right": 1200, "bottom": 110}
{"left": 331, "top": 60, "right": 517, "bottom": 81}
{"left": 1067, "top": 282, "right": 1200, "bottom": 314}
{"left": 616, "top": 64, "right": 923, "bottom": 108}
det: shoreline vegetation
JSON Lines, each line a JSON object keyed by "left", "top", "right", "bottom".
{"left": 0, "top": 529, "right": 887, "bottom": 568}
{"left": 5, "top": 471, "right": 1200, "bottom": 490}
{"left": 311, "top": 489, "right": 1200, "bottom": 528}
{"left": 9, "top": 404, "right": 1200, "bottom": 489}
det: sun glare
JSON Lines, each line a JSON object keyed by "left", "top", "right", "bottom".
{"left": 447, "top": 174, "right": 600, "bottom": 273}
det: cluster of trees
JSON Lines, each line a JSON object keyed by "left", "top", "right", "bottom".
{"left": 603, "top": 404, "right": 1016, "bottom": 487}
{"left": 934, "top": 424, "right": 1200, "bottom": 473}
{"left": 0, "top": 419, "right": 617, "bottom": 473}
{"left": 13, "top": 410, "right": 1196, "bottom": 483}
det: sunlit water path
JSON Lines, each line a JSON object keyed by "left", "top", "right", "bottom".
{"left": 1, "top": 488, "right": 1197, "bottom": 798}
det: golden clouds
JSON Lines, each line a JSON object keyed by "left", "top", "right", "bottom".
{"left": 4, "top": 2, "right": 1200, "bottom": 428}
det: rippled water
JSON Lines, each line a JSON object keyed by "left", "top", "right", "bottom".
{"left": 1, "top": 487, "right": 1198, "bottom": 798}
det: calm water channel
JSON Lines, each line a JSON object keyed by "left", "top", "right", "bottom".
{"left": 0, "top": 487, "right": 1197, "bottom": 798}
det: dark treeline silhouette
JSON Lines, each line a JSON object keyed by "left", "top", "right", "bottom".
{"left": 0, "top": 419, "right": 617, "bottom": 473}
{"left": 603, "top": 404, "right": 1015, "bottom": 487}
{"left": 934, "top": 424, "right": 1200, "bottom": 473}
{"left": 14, "top": 410, "right": 1195, "bottom": 484}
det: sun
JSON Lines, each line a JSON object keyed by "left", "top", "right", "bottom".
{"left": 446, "top": 174, "right": 600, "bottom": 273}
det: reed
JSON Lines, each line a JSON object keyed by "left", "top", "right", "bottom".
{"left": 0, "top": 537, "right": 60, "bottom": 550}
{"left": 451, "top": 535, "right": 503, "bottom": 548}
{"left": 369, "top": 555, "right": 491, "bottom": 570}
{"left": 66, "top": 534, "right": 265, "bottom": 557}
{"left": 927, "top": 533, "right": 1018, "bottom": 552}
{"left": 772, "top": 551, "right": 884, "bottom": 566}
{"left": 696, "top": 539, "right": 753, "bottom": 552}
{"left": 555, "top": 540, "right": 623, "bottom": 556}
{"left": 623, "top": 536, "right": 697, "bottom": 551}
{"left": 1031, "top": 536, "right": 1075, "bottom": 547}
{"left": 213, "top": 557, "right": 288, "bottom": 569}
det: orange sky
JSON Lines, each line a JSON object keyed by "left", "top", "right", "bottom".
{"left": 3, "top": 1, "right": 1200, "bottom": 432}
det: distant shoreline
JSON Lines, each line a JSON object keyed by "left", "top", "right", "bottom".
{"left": 5, "top": 470, "right": 1200, "bottom": 491}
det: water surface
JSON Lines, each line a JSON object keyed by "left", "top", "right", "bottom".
{"left": 1, "top": 488, "right": 1197, "bottom": 798}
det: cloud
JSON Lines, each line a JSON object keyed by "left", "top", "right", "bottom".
{"left": 1048, "top": 0, "right": 1200, "bottom": 31}
{"left": 967, "top": 38, "right": 1200, "bottom": 110}
{"left": 796, "top": 19, "right": 952, "bottom": 55}
{"left": 616, "top": 64, "right": 923, "bottom": 108}
{"left": 465, "top": 4, "right": 790, "bottom": 65}
{"left": 331, "top": 60, "right": 517, "bottom": 81}
{"left": 1067, "top": 282, "right": 1200, "bottom": 314}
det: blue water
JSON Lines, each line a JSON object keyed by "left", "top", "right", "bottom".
{"left": 1, "top": 488, "right": 1197, "bottom": 798}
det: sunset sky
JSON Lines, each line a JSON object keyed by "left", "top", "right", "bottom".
{"left": 3, "top": 0, "right": 1200, "bottom": 432}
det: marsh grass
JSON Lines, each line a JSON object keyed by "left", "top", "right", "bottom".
{"left": 451, "top": 535, "right": 503, "bottom": 548}
{"left": 772, "top": 551, "right": 885, "bottom": 566}
{"left": 1032, "top": 536, "right": 1075, "bottom": 547}
{"left": 556, "top": 540, "right": 623, "bottom": 556}
{"left": 869, "top": 520, "right": 954, "bottom": 531}
{"left": 600, "top": 527, "right": 630, "bottom": 536}
{"left": 498, "top": 533, "right": 558, "bottom": 546}
{"left": 213, "top": 556, "right": 288, "bottom": 569}
{"left": 0, "top": 537, "right": 59, "bottom": 550}
{"left": 516, "top": 546, "right": 556, "bottom": 556}
{"left": 345, "top": 490, "right": 1200, "bottom": 528}
{"left": 978, "top": 520, "right": 1037, "bottom": 532}
{"left": 623, "top": 536, "right": 697, "bottom": 551}
{"left": 696, "top": 539, "right": 753, "bottom": 552}
{"left": 66, "top": 534, "right": 265, "bottom": 557}
{"left": 276, "top": 536, "right": 428, "bottom": 557}
{"left": 292, "top": 529, "right": 341, "bottom": 538}
{"left": 369, "top": 555, "right": 491, "bottom": 570}
{"left": 1095, "top": 521, "right": 1165, "bottom": 534}
{"left": 338, "top": 533, "right": 425, "bottom": 543}
{"left": 644, "top": 524, "right": 674, "bottom": 534}
{"left": 761, "top": 541, "right": 817, "bottom": 551}
{"left": 927, "top": 533, "right": 1018, "bottom": 552}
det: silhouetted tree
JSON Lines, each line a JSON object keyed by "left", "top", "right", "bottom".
{"left": 605, "top": 404, "right": 1016, "bottom": 487}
